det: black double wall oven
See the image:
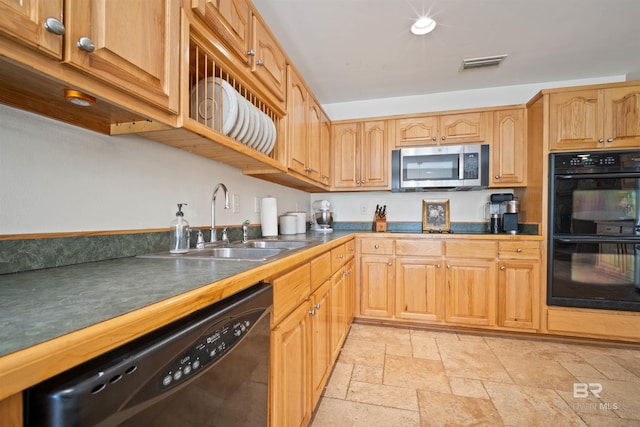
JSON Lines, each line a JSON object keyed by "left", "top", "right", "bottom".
{"left": 549, "top": 150, "right": 640, "bottom": 312}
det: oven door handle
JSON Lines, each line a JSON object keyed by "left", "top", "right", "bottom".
{"left": 555, "top": 237, "right": 640, "bottom": 244}
{"left": 556, "top": 172, "right": 640, "bottom": 180}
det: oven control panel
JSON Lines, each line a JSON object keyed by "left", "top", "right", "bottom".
{"left": 159, "top": 310, "right": 262, "bottom": 389}
{"left": 554, "top": 150, "right": 640, "bottom": 174}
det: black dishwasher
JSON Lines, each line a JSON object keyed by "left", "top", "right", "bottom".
{"left": 24, "top": 282, "right": 272, "bottom": 427}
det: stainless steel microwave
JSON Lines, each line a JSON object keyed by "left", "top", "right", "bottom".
{"left": 392, "top": 144, "right": 489, "bottom": 191}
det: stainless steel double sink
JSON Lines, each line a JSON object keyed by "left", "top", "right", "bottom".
{"left": 138, "top": 239, "right": 314, "bottom": 261}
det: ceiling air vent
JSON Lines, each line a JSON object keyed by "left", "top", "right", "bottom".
{"left": 461, "top": 54, "right": 508, "bottom": 71}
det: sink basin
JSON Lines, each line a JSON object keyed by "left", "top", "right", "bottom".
{"left": 237, "top": 239, "right": 312, "bottom": 249}
{"left": 138, "top": 247, "right": 284, "bottom": 261}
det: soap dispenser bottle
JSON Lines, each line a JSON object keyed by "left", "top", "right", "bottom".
{"left": 170, "top": 203, "right": 190, "bottom": 253}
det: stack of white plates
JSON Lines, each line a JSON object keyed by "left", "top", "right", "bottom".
{"left": 190, "top": 77, "right": 277, "bottom": 155}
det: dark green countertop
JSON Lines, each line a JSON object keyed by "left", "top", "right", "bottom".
{"left": 0, "top": 231, "right": 352, "bottom": 359}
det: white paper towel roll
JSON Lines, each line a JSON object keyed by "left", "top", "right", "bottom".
{"left": 260, "top": 197, "right": 278, "bottom": 237}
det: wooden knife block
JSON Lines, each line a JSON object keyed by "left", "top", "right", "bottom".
{"left": 374, "top": 215, "right": 387, "bottom": 232}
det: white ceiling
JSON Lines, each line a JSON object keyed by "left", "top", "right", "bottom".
{"left": 251, "top": 0, "right": 640, "bottom": 105}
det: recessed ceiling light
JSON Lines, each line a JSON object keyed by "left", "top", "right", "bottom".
{"left": 411, "top": 17, "right": 436, "bottom": 36}
{"left": 64, "top": 89, "right": 96, "bottom": 107}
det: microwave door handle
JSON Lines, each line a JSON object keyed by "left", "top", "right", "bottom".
{"left": 459, "top": 153, "right": 465, "bottom": 180}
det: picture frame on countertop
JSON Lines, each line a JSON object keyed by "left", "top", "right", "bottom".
{"left": 422, "top": 199, "right": 450, "bottom": 232}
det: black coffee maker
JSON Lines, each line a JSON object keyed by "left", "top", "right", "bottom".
{"left": 487, "top": 193, "right": 519, "bottom": 234}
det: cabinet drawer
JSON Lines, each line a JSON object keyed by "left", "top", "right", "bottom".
{"left": 395, "top": 239, "right": 442, "bottom": 257}
{"left": 331, "top": 244, "right": 346, "bottom": 271}
{"left": 311, "top": 251, "right": 332, "bottom": 292}
{"left": 360, "top": 238, "right": 394, "bottom": 255}
{"left": 345, "top": 239, "right": 356, "bottom": 260}
{"left": 498, "top": 241, "right": 540, "bottom": 260}
{"left": 272, "top": 263, "right": 311, "bottom": 325}
{"left": 445, "top": 240, "right": 497, "bottom": 258}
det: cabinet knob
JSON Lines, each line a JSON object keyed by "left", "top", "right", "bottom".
{"left": 432, "top": 136, "right": 437, "bottom": 141}
{"left": 256, "top": 59, "right": 264, "bottom": 66}
{"left": 77, "top": 37, "right": 95, "bottom": 53}
{"left": 308, "top": 309, "right": 316, "bottom": 316}
{"left": 607, "top": 137, "right": 614, "bottom": 142}
{"left": 437, "top": 263, "right": 441, "bottom": 268}
{"left": 442, "top": 136, "right": 446, "bottom": 141}
{"left": 355, "top": 179, "right": 361, "bottom": 184}
{"left": 247, "top": 49, "right": 256, "bottom": 56}
{"left": 338, "top": 254, "right": 344, "bottom": 259}
{"left": 495, "top": 175, "right": 500, "bottom": 179}
{"left": 599, "top": 138, "right": 605, "bottom": 143}
{"left": 374, "top": 244, "right": 379, "bottom": 249}
{"left": 447, "top": 264, "right": 451, "bottom": 269}
{"left": 500, "top": 266, "right": 506, "bottom": 270}
{"left": 349, "top": 247, "right": 354, "bottom": 252}
{"left": 388, "top": 262, "right": 393, "bottom": 266}
{"left": 517, "top": 248, "right": 523, "bottom": 252}
{"left": 43, "top": 17, "right": 65, "bottom": 36}
{"left": 314, "top": 303, "right": 321, "bottom": 309}
{"left": 360, "top": 180, "right": 366, "bottom": 184}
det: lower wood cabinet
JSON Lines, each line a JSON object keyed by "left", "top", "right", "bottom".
{"left": 444, "top": 259, "right": 496, "bottom": 327}
{"left": 271, "top": 300, "right": 312, "bottom": 427}
{"left": 270, "top": 239, "right": 355, "bottom": 426}
{"left": 357, "top": 236, "right": 541, "bottom": 333}
{"left": 395, "top": 257, "right": 443, "bottom": 322}
{"left": 359, "top": 255, "right": 394, "bottom": 318}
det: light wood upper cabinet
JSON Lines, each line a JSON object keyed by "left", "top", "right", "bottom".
{"left": 191, "top": 0, "right": 251, "bottom": 63}
{"left": 332, "top": 120, "right": 389, "bottom": 190}
{"left": 395, "top": 111, "right": 490, "bottom": 147}
{"left": 287, "top": 68, "right": 309, "bottom": 175}
{"left": 491, "top": 108, "right": 527, "bottom": 187}
{"left": 251, "top": 15, "right": 286, "bottom": 102}
{"left": 286, "top": 67, "right": 329, "bottom": 186}
{"left": 319, "top": 113, "right": 332, "bottom": 186}
{"left": 0, "top": 0, "right": 63, "bottom": 58}
{"left": 64, "top": 0, "right": 179, "bottom": 113}
{"left": 548, "top": 85, "right": 640, "bottom": 151}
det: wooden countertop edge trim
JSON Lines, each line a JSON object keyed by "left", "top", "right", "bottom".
{"left": 353, "top": 232, "right": 544, "bottom": 240}
{"left": 0, "top": 234, "right": 354, "bottom": 400}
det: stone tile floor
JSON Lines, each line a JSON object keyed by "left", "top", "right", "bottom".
{"left": 310, "top": 323, "right": 640, "bottom": 427}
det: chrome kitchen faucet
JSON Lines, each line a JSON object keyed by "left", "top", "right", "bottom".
{"left": 210, "top": 183, "right": 229, "bottom": 243}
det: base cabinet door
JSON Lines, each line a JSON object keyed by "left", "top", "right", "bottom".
{"left": 271, "top": 302, "right": 312, "bottom": 427}
{"left": 497, "top": 260, "right": 539, "bottom": 330}
{"left": 395, "top": 257, "right": 443, "bottom": 322}
{"left": 310, "top": 280, "right": 332, "bottom": 408}
{"left": 444, "top": 260, "right": 496, "bottom": 326}
{"left": 359, "top": 255, "right": 394, "bottom": 318}
{"left": 330, "top": 267, "right": 347, "bottom": 361}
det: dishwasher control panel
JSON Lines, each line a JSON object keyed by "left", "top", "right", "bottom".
{"left": 160, "top": 309, "right": 263, "bottom": 389}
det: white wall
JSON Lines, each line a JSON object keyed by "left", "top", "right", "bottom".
{"left": 323, "top": 76, "right": 626, "bottom": 121}
{"left": 311, "top": 190, "right": 496, "bottom": 223}
{"left": 0, "top": 104, "right": 309, "bottom": 234}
